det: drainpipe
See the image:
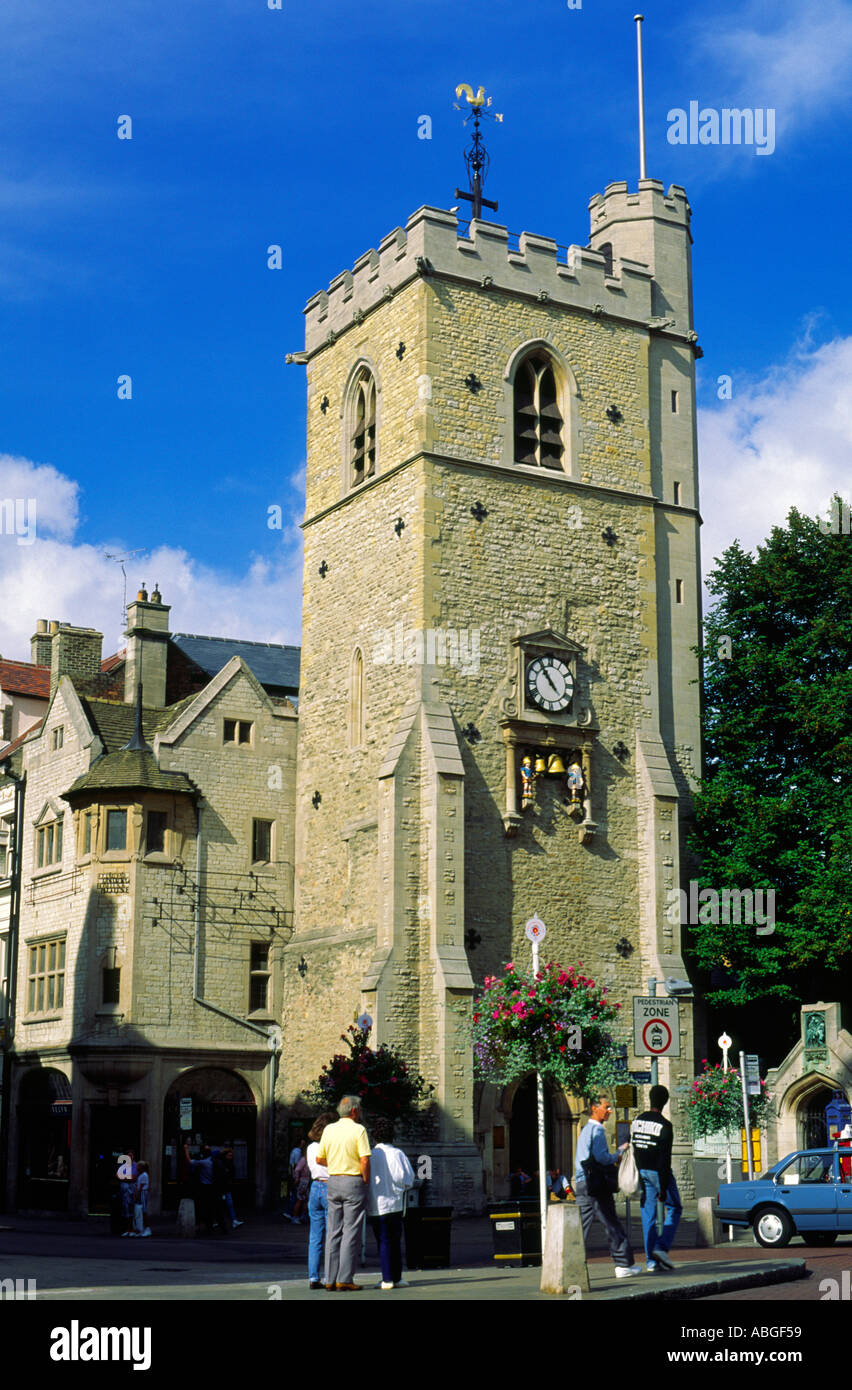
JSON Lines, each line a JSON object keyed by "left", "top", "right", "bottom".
{"left": 0, "top": 764, "right": 25, "bottom": 1213}
{"left": 191, "top": 799, "right": 281, "bottom": 1205}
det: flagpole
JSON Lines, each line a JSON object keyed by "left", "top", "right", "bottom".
{"left": 634, "top": 15, "right": 647, "bottom": 180}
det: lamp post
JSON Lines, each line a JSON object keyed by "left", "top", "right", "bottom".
{"left": 525, "top": 916, "right": 548, "bottom": 1251}
{"left": 718, "top": 1031, "right": 734, "bottom": 1241}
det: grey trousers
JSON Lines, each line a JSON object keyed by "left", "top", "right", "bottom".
{"left": 325, "top": 1175, "right": 367, "bottom": 1286}
{"left": 574, "top": 1178, "right": 634, "bottom": 1268}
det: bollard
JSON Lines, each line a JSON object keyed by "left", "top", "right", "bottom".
{"left": 696, "top": 1195, "right": 721, "bottom": 1247}
{"left": 176, "top": 1197, "right": 197, "bottom": 1238}
{"left": 540, "top": 1202, "right": 591, "bottom": 1296}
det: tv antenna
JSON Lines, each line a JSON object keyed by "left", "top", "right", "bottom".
{"left": 104, "top": 549, "right": 146, "bottom": 631}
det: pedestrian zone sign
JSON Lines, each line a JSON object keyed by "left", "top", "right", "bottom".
{"left": 633, "top": 996, "right": 680, "bottom": 1057}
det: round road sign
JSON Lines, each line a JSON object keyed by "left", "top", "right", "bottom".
{"left": 642, "top": 1017, "right": 672, "bottom": 1055}
{"left": 525, "top": 916, "right": 546, "bottom": 942}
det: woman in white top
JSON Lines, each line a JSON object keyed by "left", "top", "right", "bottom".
{"left": 306, "top": 1112, "right": 337, "bottom": 1289}
{"left": 367, "top": 1116, "right": 415, "bottom": 1290}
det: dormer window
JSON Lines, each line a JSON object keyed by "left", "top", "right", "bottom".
{"left": 513, "top": 352, "right": 564, "bottom": 469}
{"left": 350, "top": 369, "right": 376, "bottom": 487}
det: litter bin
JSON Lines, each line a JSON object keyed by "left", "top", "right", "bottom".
{"left": 488, "top": 1199, "right": 542, "bottom": 1267}
{"left": 403, "top": 1206, "right": 453, "bottom": 1269}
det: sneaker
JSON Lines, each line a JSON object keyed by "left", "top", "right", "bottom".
{"left": 232, "top": 1220, "right": 244, "bottom": 1228}
{"left": 141, "top": 1229, "right": 152, "bottom": 1238}
{"left": 381, "top": 1281, "right": 395, "bottom": 1290}
{"left": 128, "top": 1231, "right": 139, "bottom": 1238}
{"left": 614, "top": 1264, "right": 642, "bottom": 1278}
{"left": 393, "top": 1279, "right": 410, "bottom": 1288}
{"left": 645, "top": 1261, "right": 659, "bottom": 1273}
{"left": 121, "top": 1231, "right": 131, "bottom": 1237}
{"left": 652, "top": 1247, "right": 676, "bottom": 1270}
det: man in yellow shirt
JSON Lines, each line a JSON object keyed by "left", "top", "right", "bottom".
{"left": 315, "top": 1095, "right": 371, "bottom": 1290}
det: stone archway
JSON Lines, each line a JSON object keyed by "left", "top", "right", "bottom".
{"left": 16, "top": 1067, "right": 72, "bottom": 1211}
{"left": 476, "top": 1076, "right": 579, "bottom": 1199}
{"left": 775, "top": 1071, "right": 845, "bottom": 1159}
{"left": 161, "top": 1067, "right": 258, "bottom": 1211}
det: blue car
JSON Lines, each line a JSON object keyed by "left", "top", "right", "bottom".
{"left": 715, "top": 1147, "right": 852, "bottom": 1248}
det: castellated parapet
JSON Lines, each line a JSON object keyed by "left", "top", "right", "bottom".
{"left": 589, "top": 180, "right": 693, "bottom": 332}
{"left": 303, "top": 204, "right": 659, "bottom": 356}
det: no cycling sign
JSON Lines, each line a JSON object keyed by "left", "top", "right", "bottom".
{"left": 633, "top": 996, "right": 681, "bottom": 1057}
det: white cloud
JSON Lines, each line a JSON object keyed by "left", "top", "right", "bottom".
{"left": 692, "top": 0, "right": 852, "bottom": 136}
{"left": 698, "top": 334, "right": 852, "bottom": 594}
{"left": 0, "top": 454, "right": 303, "bottom": 659}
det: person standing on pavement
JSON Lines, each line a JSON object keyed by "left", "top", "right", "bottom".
{"left": 314, "top": 1095, "right": 371, "bottom": 1291}
{"left": 131, "top": 1161, "right": 151, "bottom": 1237}
{"left": 183, "top": 1141, "right": 218, "bottom": 1236}
{"left": 306, "top": 1111, "right": 337, "bottom": 1289}
{"left": 574, "top": 1096, "right": 642, "bottom": 1278}
{"left": 630, "top": 1084, "right": 681, "bottom": 1272}
{"left": 218, "top": 1147, "right": 243, "bottom": 1230}
{"left": 117, "top": 1150, "right": 138, "bottom": 1237}
{"left": 366, "top": 1116, "right": 415, "bottom": 1291}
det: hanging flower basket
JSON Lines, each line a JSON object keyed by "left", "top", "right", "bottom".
{"left": 302, "top": 1023, "right": 433, "bottom": 1120}
{"left": 685, "top": 1060, "right": 773, "bottom": 1140}
{"left": 472, "top": 961, "right": 625, "bottom": 1095}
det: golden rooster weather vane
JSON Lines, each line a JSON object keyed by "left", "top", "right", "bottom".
{"left": 453, "top": 83, "right": 502, "bottom": 221}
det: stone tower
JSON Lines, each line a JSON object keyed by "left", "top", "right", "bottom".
{"left": 282, "top": 179, "right": 701, "bottom": 1207}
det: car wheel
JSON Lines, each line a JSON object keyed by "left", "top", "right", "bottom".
{"left": 753, "top": 1206, "right": 794, "bottom": 1248}
{"left": 803, "top": 1232, "right": 837, "bottom": 1246}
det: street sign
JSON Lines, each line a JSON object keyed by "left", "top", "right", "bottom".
{"left": 525, "top": 916, "right": 546, "bottom": 943}
{"left": 633, "top": 996, "right": 680, "bottom": 1057}
{"left": 630, "top": 1071, "right": 652, "bottom": 1084}
{"left": 744, "top": 1053, "right": 761, "bottom": 1096}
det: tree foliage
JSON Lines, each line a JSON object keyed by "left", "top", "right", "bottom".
{"left": 690, "top": 502, "right": 852, "bottom": 1017}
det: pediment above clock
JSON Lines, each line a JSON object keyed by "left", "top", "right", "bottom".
{"left": 511, "top": 627, "right": 585, "bottom": 657}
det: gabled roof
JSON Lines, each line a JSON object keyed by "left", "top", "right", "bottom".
{"left": 170, "top": 633, "right": 300, "bottom": 693}
{"left": 0, "top": 659, "right": 50, "bottom": 698}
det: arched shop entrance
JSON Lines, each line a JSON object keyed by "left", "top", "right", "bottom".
{"left": 17, "top": 1067, "right": 72, "bottom": 1211}
{"left": 162, "top": 1067, "right": 257, "bottom": 1211}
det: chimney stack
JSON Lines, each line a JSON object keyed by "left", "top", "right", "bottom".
{"left": 30, "top": 619, "right": 53, "bottom": 667}
{"left": 124, "top": 583, "right": 171, "bottom": 708}
{"left": 50, "top": 624, "right": 104, "bottom": 697}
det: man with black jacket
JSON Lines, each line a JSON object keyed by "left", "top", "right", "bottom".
{"left": 630, "top": 1084, "right": 682, "bottom": 1272}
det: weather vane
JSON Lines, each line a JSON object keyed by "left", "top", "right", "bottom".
{"left": 453, "top": 83, "right": 502, "bottom": 221}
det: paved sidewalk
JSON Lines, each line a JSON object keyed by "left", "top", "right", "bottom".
{"left": 0, "top": 1210, "right": 817, "bottom": 1300}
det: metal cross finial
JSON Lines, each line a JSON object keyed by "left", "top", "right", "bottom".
{"left": 454, "top": 83, "right": 502, "bottom": 221}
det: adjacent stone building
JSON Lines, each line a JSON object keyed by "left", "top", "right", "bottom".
{"left": 0, "top": 596, "right": 298, "bottom": 1215}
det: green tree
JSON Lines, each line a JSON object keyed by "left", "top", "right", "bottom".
{"left": 690, "top": 501, "right": 852, "bottom": 1038}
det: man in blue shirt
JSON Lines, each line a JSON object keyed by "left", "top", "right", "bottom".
{"left": 574, "top": 1096, "right": 641, "bottom": 1277}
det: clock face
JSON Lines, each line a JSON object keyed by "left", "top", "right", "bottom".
{"left": 526, "top": 655, "right": 574, "bottom": 712}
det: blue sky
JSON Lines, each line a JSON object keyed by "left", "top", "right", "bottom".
{"left": 2, "top": 0, "right": 852, "bottom": 655}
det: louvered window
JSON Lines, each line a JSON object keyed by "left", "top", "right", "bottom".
{"left": 351, "top": 371, "right": 376, "bottom": 487}
{"left": 513, "top": 354, "right": 564, "bottom": 469}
